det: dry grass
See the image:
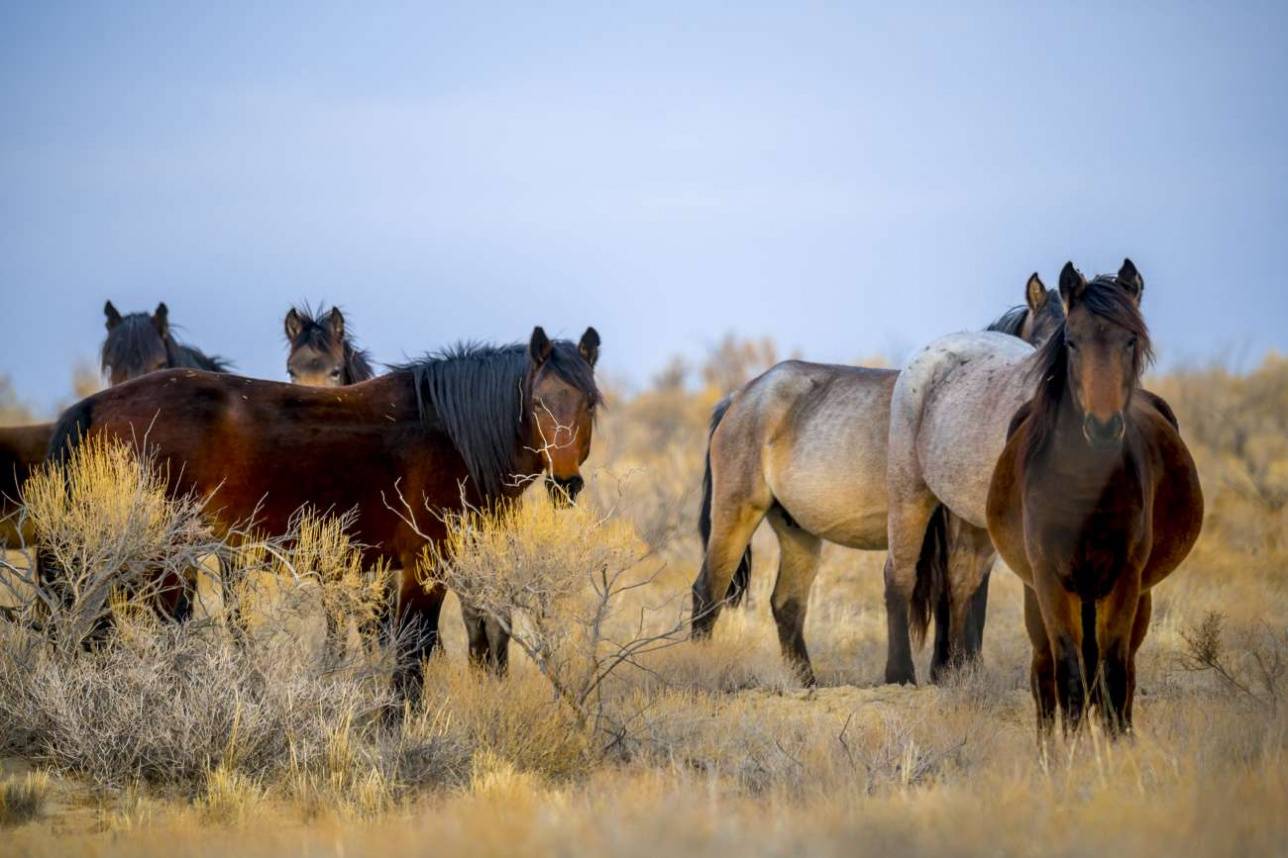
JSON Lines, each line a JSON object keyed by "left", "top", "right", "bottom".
{"left": 0, "top": 351, "right": 1285, "bottom": 855}
{"left": 0, "top": 771, "right": 49, "bottom": 828}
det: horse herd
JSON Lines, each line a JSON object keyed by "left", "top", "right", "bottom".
{"left": 0, "top": 259, "right": 1202, "bottom": 736}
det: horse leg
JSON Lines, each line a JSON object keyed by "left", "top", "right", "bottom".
{"left": 884, "top": 488, "right": 937, "bottom": 685}
{"left": 460, "top": 599, "right": 510, "bottom": 674}
{"left": 1024, "top": 585, "right": 1056, "bottom": 737}
{"left": 766, "top": 508, "right": 821, "bottom": 687}
{"left": 963, "top": 560, "right": 994, "bottom": 660}
{"left": 486, "top": 611, "right": 511, "bottom": 674}
{"left": 1032, "top": 569, "right": 1087, "bottom": 734}
{"left": 934, "top": 522, "right": 994, "bottom": 682}
{"left": 931, "top": 578, "right": 951, "bottom": 681}
{"left": 391, "top": 559, "right": 446, "bottom": 704}
{"left": 153, "top": 567, "right": 194, "bottom": 624}
{"left": 1097, "top": 577, "right": 1143, "bottom": 737}
{"left": 1124, "top": 592, "right": 1151, "bottom": 730}
{"left": 691, "top": 493, "right": 769, "bottom": 641}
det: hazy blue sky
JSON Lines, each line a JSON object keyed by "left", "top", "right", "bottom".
{"left": 2, "top": 2, "right": 1286, "bottom": 411}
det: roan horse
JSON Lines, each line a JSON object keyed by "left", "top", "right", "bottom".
{"left": 987, "top": 263, "right": 1202, "bottom": 734}
{"left": 691, "top": 275, "right": 1064, "bottom": 685}
{"left": 1, "top": 301, "right": 229, "bottom": 546}
{"left": 45, "top": 326, "right": 601, "bottom": 698}
{"left": 284, "top": 305, "right": 376, "bottom": 386}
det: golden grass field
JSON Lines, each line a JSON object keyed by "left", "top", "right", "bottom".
{"left": 1, "top": 347, "right": 1285, "bottom": 857}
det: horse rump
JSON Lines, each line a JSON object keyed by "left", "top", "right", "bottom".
{"left": 698, "top": 395, "right": 752, "bottom": 608}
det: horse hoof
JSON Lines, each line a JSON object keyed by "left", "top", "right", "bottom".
{"left": 884, "top": 666, "right": 917, "bottom": 686}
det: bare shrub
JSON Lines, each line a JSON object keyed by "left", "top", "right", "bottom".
{"left": 7, "top": 436, "right": 225, "bottom": 652}
{"left": 425, "top": 495, "right": 687, "bottom": 743}
{"left": 1179, "top": 610, "right": 1286, "bottom": 711}
{"left": 0, "top": 441, "right": 463, "bottom": 797}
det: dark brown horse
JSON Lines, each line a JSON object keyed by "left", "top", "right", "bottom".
{"left": 0, "top": 424, "right": 53, "bottom": 545}
{"left": 2, "top": 302, "right": 231, "bottom": 546}
{"left": 46, "top": 326, "right": 602, "bottom": 697}
{"left": 987, "top": 261, "right": 1203, "bottom": 734}
{"left": 284, "top": 305, "right": 376, "bottom": 387}
{"left": 102, "top": 301, "right": 229, "bottom": 385}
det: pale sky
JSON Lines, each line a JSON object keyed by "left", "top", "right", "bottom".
{"left": 2, "top": 2, "right": 1286, "bottom": 412}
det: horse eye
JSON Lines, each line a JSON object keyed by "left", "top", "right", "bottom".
{"left": 1066, "top": 339, "right": 1078, "bottom": 351}
{"left": 1126, "top": 337, "right": 1137, "bottom": 350}
{"left": 329, "top": 368, "right": 342, "bottom": 377}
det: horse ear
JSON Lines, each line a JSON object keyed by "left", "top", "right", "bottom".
{"left": 1025, "top": 273, "right": 1047, "bottom": 312}
{"left": 327, "top": 307, "right": 345, "bottom": 340}
{"left": 104, "top": 300, "right": 122, "bottom": 330}
{"left": 1117, "top": 258, "right": 1144, "bottom": 305}
{"left": 578, "top": 326, "right": 600, "bottom": 367}
{"left": 284, "top": 308, "right": 303, "bottom": 341}
{"left": 152, "top": 302, "right": 170, "bottom": 335}
{"left": 529, "top": 326, "right": 553, "bottom": 367}
{"left": 1058, "top": 262, "right": 1086, "bottom": 307}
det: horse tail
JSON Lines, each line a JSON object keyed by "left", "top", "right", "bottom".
{"left": 699, "top": 395, "right": 752, "bottom": 608}
{"left": 1081, "top": 596, "right": 1099, "bottom": 686}
{"left": 909, "top": 505, "right": 949, "bottom": 648}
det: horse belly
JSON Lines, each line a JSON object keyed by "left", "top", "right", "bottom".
{"left": 767, "top": 420, "right": 889, "bottom": 549}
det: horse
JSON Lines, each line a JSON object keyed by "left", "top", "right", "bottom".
{"left": 691, "top": 273, "right": 1065, "bottom": 685}
{"left": 44, "top": 326, "right": 602, "bottom": 699}
{"left": 0, "top": 424, "right": 53, "bottom": 546}
{"left": 987, "top": 262, "right": 1202, "bottom": 735}
{"left": 102, "top": 300, "right": 229, "bottom": 385}
{"left": 1, "top": 301, "right": 231, "bottom": 546}
{"left": 284, "top": 305, "right": 376, "bottom": 386}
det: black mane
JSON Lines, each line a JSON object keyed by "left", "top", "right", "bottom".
{"left": 1024, "top": 274, "right": 1153, "bottom": 461}
{"left": 394, "top": 340, "right": 600, "bottom": 499}
{"left": 985, "top": 305, "right": 1028, "bottom": 337}
{"left": 101, "top": 313, "right": 228, "bottom": 377}
{"left": 287, "top": 304, "right": 375, "bottom": 383}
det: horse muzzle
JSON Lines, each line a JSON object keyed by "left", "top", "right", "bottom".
{"left": 1082, "top": 413, "right": 1125, "bottom": 448}
{"left": 546, "top": 475, "right": 584, "bottom": 506}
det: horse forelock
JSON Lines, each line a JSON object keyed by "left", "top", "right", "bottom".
{"left": 101, "top": 314, "right": 167, "bottom": 375}
{"left": 288, "top": 304, "right": 373, "bottom": 383}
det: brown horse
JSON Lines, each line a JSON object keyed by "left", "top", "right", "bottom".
{"left": 987, "top": 261, "right": 1203, "bottom": 735}
{"left": 284, "top": 305, "right": 376, "bottom": 386}
{"left": 1, "top": 301, "right": 231, "bottom": 546}
{"left": 102, "top": 300, "right": 229, "bottom": 385}
{"left": 45, "top": 326, "right": 601, "bottom": 698}
{"left": 0, "top": 424, "right": 53, "bottom": 545}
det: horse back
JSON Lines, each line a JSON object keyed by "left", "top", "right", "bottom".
{"left": 716, "top": 360, "right": 898, "bottom": 548}
{"left": 59, "top": 370, "right": 459, "bottom": 558}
